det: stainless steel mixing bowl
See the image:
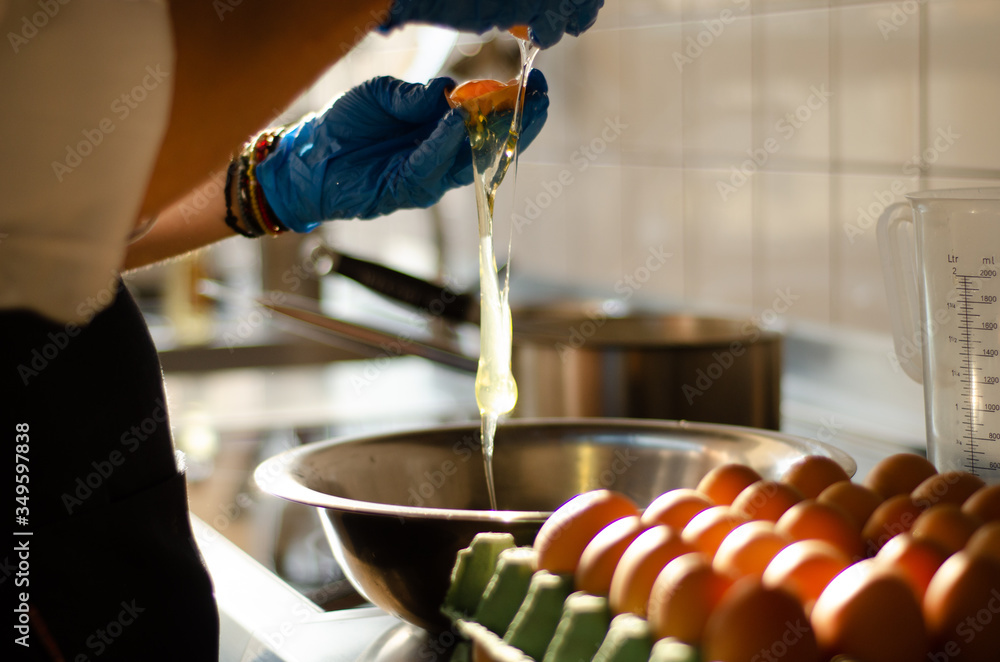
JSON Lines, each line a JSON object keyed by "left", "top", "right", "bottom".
{"left": 254, "top": 418, "right": 855, "bottom": 632}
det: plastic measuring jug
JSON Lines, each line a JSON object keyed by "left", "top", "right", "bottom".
{"left": 878, "top": 187, "right": 1000, "bottom": 485}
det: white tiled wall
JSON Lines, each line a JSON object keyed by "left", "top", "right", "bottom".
{"left": 325, "top": 0, "right": 999, "bottom": 336}
{"left": 490, "top": 0, "right": 999, "bottom": 334}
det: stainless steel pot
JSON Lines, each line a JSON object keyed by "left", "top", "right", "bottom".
{"left": 512, "top": 311, "right": 782, "bottom": 429}
{"left": 254, "top": 418, "right": 855, "bottom": 632}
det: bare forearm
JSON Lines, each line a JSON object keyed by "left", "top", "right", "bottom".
{"left": 124, "top": 171, "right": 235, "bottom": 271}
{"left": 139, "top": 0, "right": 394, "bottom": 220}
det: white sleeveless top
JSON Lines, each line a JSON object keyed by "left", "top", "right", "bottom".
{"left": 0, "top": 0, "right": 174, "bottom": 324}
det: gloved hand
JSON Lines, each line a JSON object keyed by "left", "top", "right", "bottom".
{"left": 255, "top": 70, "right": 549, "bottom": 232}
{"left": 381, "top": 0, "right": 604, "bottom": 49}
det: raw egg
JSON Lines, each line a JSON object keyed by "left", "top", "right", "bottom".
{"left": 647, "top": 552, "right": 733, "bottom": 645}
{"left": 910, "top": 503, "right": 982, "bottom": 555}
{"left": 776, "top": 500, "right": 866, "bottom": 561}
{"left": 782, "top": 455, "right": 852, "bottom": 499}
{"left": 681, "top": 506, "right": 750, "bottom": 559}
{"left": 447, "top": 78, "right": 520, "bottom": 116}
{"left": 641, "top": 488, "right": 714, "bottom": 530}
{"left": 762, "top": 540, "right": 851, "bottom": 616}
{"left": 964, "top": 521, "right": 1000, "bottom": 564}
{"left": 874, "top": 532, "right": 949, "bottom": 601}
{"left": 911, "top": 471, "right": 986, "bottom": 509}
{"left": 608, "top": 524, "right": 694, "bottom": 617}
{"left": 817, "top": 480, "right": 883, "bottom": 531}
{"left": 575, "top": 515, "right": 647, "bottom": 596}
{"left": 731, "top": 480, "right": 804, "bottom": 522}
{"left": 702, "top": 577, "right": 819, "bottom": 662}
{"left": 696, "top": 464, "right": 762, "bottom": 506}
{"left": 713, "top": 520, "right": 791, "bottom": 580}
{"left": 923, "top": 551, "right": 1000, "bottom": 662}
{"left": 864, "top": 453, "right": 938, "bottom": 499}
{"left": 508, "top": 25, "right": 531, "bottom": 41}
{"left": 533, "top": 489, "right": 640, "bottom": 574}
{"left": 962, "top": 483, "right": 1000, "bottom": 524}
{"left": 811, "top": 559, "right": 928, "bottom": 662}
{"left": 861, "top": 493, "right": 925, "bottom": 554}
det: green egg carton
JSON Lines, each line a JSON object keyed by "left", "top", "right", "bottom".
{"left": 443, "top": 533, "right": 702, "bottom": 662}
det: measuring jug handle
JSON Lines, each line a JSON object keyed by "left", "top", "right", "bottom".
{"left": 877, "top": 201, "right": 924, "bottom": 383}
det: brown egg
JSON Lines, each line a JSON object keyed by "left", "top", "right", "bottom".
{"left": 782, "top": 455, "right": 852, "bottom": 499}
{"left": 697, "top": 464, "right": 763, "bottom": 506}
{"left": 924, "top": 551, "right": 1000, "bottom": 662}
{"left": 862, "top": 494, "right": 925, "bottom": 555}
{"left": 911, "top": 471, "right": 986, "bottom": 509}
{"left": 777, "top": 500, "right": 866, "bottom": 561}
{"left": 713, "top": 521, "right": 791, "bottom": 580}
{"left": 641, "top": 488, "right": 714, "bottom": 530}
{"left": 608, "top": 524, "right": 694, "bottom": 617}
{"left": 865, "top": 453, "right": 938, "bottom": 499}
{"left": 962, "top": 484, "right": 1000, "bottom": 524}
{"left": 732, "top": 481, "right": 805, "bottom": 522}
{"left": 964, "top": 521, "right": 1000, "bottom": 564}
{"left": 575, "top": 515, "right": 647, "bottom": 596}
{"left": 811, "top": 559, "right": 928, "bottom": 662}
{"left": 874, "top": 533, "right": 949, "bottom": 601}
{"left": 703, "top": 577, "right": 819, "bottom": 662}
{"left": 647, "top": 551, "right": 733, "bottom": 645}
{"left": 681, "top": 506, "right": 750, "bottom": 559}
{"left": 818, "top": 480, "right": 884, "bottom": 531}
{"left": 533, "top": 489, "right": 640, "bottom": 574}
{"left": 910, "top": 503, "right": 982, "bottom": 555}
{"left": 762, "top": 540, "right": 851, "bottom": 616}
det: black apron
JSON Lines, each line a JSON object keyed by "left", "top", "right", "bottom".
{"left": 3, "top": 280, "right": 219, "bottom": 661}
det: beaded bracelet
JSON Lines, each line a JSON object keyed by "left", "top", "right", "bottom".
{"left": 224, "top": 156, "right": 261, "bottom": 238}
{"left": 246, "top": 131, "right": 288, "bottom": 235}
{"left": 224, "top": 129, "right": 289, "bottom": 238}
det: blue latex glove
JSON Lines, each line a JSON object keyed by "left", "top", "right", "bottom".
{"left": 381, "top": 0, "right": 604, "bottom": 49}
{"left": 256, "top": 70, "right": 549, "bottom": 232}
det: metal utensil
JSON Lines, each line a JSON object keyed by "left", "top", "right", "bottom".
{"left": 254, "top": 418, "right": 855, "bottom": 631}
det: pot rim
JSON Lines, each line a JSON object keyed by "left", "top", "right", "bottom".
{"left": 512, "top": 313, "right": 784, "bottom": 347}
